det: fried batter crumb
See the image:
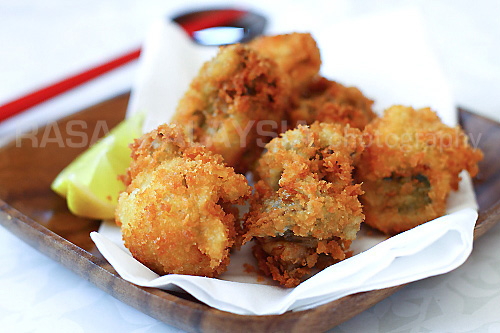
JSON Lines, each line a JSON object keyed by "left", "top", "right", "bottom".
{"left": 288, "top": 76, "right": 376, "bottom": 129}
{"left": 248, "top": 32, "right": 321, "bottom": 91}
{"left": 243, "top": 263, "right": 256, "bottom": 274}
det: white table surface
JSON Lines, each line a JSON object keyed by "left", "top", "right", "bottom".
{"left": 1, "top": 1, "right": 499, "bottom": 332}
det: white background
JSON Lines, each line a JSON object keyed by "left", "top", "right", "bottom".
{"left": 0, "top": 1, "right": 499, "bottom": 332}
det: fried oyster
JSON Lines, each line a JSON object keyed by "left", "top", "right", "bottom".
{"left": 288, "top": 76, "right": 376, "bottom": 129}
{"left": 172, "top": 43, "right": 290, "bottom": 174}
{"left": 244, "top": 122, "right": 365, "bottom": 287}
{"left": 356, "top": 105, "right": 483, "bottom": 235}
{"left": 116, "top": 124, "right": 251, "bottom": 277}
{"left": 247, "top": 34, "right": 375, "bottom": 132}
{"left": 248, "top": 32, "right": 321, "bottom": 91}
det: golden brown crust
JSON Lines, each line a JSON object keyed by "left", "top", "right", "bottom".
{"left": 244, "top": 122, "right": 365, "bottom": 287}
{"left": 119, "top": 123, "right": 195, "bottom": 187}
{"left": 116, "top": 124, "right": 251, "bottom": 277}
{"left": 288, "top": 76, "right": 376, "bottom": 129}
{"left": 114, "top": 32, "right": 485, "bottom": 287}
{"left": 248, "top": 33, "right": 321, "bottom": 91}
{"left": 356, "top": 106, "right": 483, "bottom": 235}
{"left": 252, "top": 237, "right": 351, "bottom": 288}
{"left": 171, "top": 44, "right": 290, "bottom": 174}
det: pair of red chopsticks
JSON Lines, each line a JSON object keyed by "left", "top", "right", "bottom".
{"left": 0, "top": 9, "right": 245, "bottom": 122}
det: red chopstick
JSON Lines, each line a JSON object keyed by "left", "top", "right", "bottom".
{"left": 0, "top": 49, "right": 142, "bottom": 123}
{"left": 0, "top": 9, "right": 244, "bottom": 122}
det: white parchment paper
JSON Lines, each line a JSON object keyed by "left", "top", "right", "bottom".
{"left": 91, "top": 8, "right": 479, "bottom": 315}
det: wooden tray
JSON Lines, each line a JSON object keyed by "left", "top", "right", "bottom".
{"left": 0, "top": 94, "right": 499, "bottom": 332}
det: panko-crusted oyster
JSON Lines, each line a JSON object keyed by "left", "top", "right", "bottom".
{"left": 172, "top": 43, "right": 290, "bottom": 174}
{"left": 288, "top": 76, "right": 376, "bottom": 129}
{"left": 116, "top": 124, "right": 251, "bottom": 277}
{"left": 248, "top": 32, "right": 321, "bottom": 92}
{"left": 356, "top": 106, "right": 483, "bottom": 235}
{"left": 244, "top": 122, "right": 365, "bottom": 287}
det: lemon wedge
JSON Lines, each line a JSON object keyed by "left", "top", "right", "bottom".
{"left": 51, "top": 112, "right": 144, "bottom": 219}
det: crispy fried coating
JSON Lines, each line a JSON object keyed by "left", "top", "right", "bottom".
{"left": 288, "top": 76, "right": 376, "bottom": 129}
{"left": 244, "top": 122, "right": 365, "bottom": 287}
{"left": 356, "top": 106, "right": 483, "bottom": 235}
{"left": 248, "top": 33, "right": 321, "bottom": 91}
{"left": 116, "top": 124, "right": 251, "bottom": 277}
{"left": 172, "top": 44, "right": 290, "bottom": 174}
{"left": 253, "top": 235, "right": 351, "bottom": 288}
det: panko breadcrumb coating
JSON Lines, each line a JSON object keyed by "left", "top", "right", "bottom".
{"left": 356, "top": 106, "right": 483, "bottom": 235}
{"left": 288, "top": 76, "right": 376, "bottom": 129}
{"left": 109, "top": 31, "right": 484, "bottom": 289}
{"left": 248, "top": 33, "right": 321, "bottom": 91}
{"left": 244, "top": 122, "right": 365, "bottom": 287}
{"left": 116, "top": 124, "right": 251, "bottom": 277}
{"left": 172, "top": 44, "right": 290, "bottom": 174}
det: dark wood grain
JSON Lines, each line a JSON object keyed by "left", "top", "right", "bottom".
{"left": 459, "top": 108, "right": 500, "bottom": 211}
{"left": 0, "top": 94, "right": 498, "bottom": 333}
